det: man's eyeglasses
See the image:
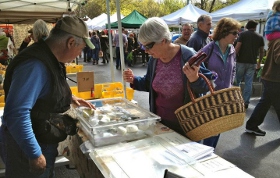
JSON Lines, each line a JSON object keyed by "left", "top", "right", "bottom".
{"left": 143, "top": 42, "right": 156, "bottom": 50}
{"left": 229, "top": 31, "right": 239, "bottom": 36}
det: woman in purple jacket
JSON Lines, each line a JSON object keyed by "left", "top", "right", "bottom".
{"left": 200, "top": 17, "right": 241, "bottom": 148}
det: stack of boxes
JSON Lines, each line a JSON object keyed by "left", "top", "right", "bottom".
{"left": 0, "top": 90, "right": 4, "bottom": 107}
{"left": 65, "top": 64, "right": 84, "bottom": 74}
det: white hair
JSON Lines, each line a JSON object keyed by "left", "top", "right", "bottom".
{"left": 33, "top": 19, "right": 50, "bottom": 42}
{"left": 138, "top": 17, "right": 171, "bottom": 44}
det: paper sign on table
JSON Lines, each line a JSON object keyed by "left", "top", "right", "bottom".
{"left": 77, "top": 72, "right": 94, "bottom": 92}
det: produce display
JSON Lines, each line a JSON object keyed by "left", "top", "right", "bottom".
{"left": 76, "top": 98, "right": 161, "bottom": 147}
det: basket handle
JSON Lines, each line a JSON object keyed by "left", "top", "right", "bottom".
{"left": 187, "top": 73, "right": 215, "bottom": 103}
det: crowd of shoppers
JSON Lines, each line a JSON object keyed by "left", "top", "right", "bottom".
{"left": 121, "top": 10, "right": 276, "bottom": 147}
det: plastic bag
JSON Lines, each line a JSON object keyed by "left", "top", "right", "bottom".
{"left": 127, "top": 51, "right": 133, "bottom": 61}
{"left": 99, "top": 51, "right": 103, "bottom": 58}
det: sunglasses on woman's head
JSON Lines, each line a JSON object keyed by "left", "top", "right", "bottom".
{"left": 143, "top": 42, "right": 156, "bottom": 50}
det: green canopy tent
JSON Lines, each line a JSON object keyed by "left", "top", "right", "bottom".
{"left": 106, "top": 10, "right": 147, "bottom": 29}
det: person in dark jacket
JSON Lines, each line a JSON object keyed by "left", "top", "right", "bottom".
{"left": 100, "top": 30, "right": 109, "bottom": 64}
{"left": 127, "top": 33, "right": 136, "bottom": 67}
{"left": 186, "top": 15, "right": 212, "bottom": 52}
{"left": 234, "top": 20, "right": 264, "bottom": 109}
{"left": 18, "top": 28, "right": 33, "bottom": 53}
{"left": 18, "top": 19, "right": 50, "bottom": 53}
{"left": 91, "top": 31, "right": 101, "bottom": 65}
{"left": 245, "top": 38, "right": 280, "bottom": 136}
{"left": 0, "top": 16, "right": 95, "bottom": 178}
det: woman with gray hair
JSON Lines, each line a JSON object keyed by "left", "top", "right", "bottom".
{"left": 32, "top": 19, "right": 50, "bottom": 42}
{"left": 123, "top": 17, "right": 215, "bottom": 137}
{"left": 19, "top": 19, "right": 50, "bottom": 52}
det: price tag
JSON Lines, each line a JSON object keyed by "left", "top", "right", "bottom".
{"left": 77, "top": 72, "right": 94, "bottom": 92}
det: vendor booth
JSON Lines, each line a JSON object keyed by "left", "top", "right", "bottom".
{"left": 209, "top": 0, "right": 274, "bottom": 22}
{"left": 106, "top": 10, "right": 147, "bottom": 29}
{"left": 0, "top": 0, "right": 83, "bottom": 24}
{"left": 87, "top": 13, "right": 108, "bottom": 30}
{"left": 90, "top": 13, "right": 124, "bottom": 30}
{"left": 161, "top": 3, "right": 209, "bottom": 26}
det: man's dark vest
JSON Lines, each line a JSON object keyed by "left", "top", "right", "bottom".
{"left": 4, "top": 39, "right": 72, "bottom": 143}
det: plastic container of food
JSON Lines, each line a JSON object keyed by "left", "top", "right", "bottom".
{"left": 76, "top": 98, "right": 161, "bottom": 147}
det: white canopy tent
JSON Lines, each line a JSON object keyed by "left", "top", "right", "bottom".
{"left": 0, "top": 0, "right": 128, "bottom": 93}
{"left": 87, "top": 13, "right": 108, "bottom": 30}
{"left": 91, "top": 13, "right": 124, "bottom": 30}
{"left": 161, "top": 4, "right": 209, "bottom": 26}
{"left": 210, "top": 0, "right": 274, "bottom": 22}
{"left": 0, "top": 0, "right": 82, "bottom": 24}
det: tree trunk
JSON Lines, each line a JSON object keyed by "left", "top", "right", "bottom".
{"left": 209, "top": 0, "right": 216, "bottom": 13}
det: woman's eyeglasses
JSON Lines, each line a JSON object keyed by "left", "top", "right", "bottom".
{"left": 143, "top": 42, "right": 156, "bottom": 50}
{"left": 229, "top": 31, "right": 239, "bottom": 36}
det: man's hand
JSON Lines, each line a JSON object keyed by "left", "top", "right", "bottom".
{"left": 29, "top": 154, "right": 46, "bottom": 176}
{"left": 72, "top": 95, "right": 96, "bottom": 109}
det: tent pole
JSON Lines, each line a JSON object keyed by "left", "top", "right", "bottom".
{"left": 116, "top": 0, "right": 127, "bottom": 99}
{"left": 106, "top": 0, "right": 114, "bottom": 82}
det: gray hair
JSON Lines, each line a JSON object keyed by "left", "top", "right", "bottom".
{"left": 33, "top": 19, "right": 50, "bottom": 42}
{"left": 182, "top": 23, "right": 192, "bottom": 28}
{"left": 138, "top": 17, "right": 171, "bottom": 44}
{"left": 197, "top": 15, "right": 212, "bottom": 25}
{"left": 47, "top": 26, "right": 84, "bottom": 46}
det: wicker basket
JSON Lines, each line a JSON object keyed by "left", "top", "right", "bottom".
{"left": 175, "top": 73, "right": 245, "bottom": 141}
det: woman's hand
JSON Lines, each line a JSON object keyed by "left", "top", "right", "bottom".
{"left": 71, "top": 95, "right": 95, "bottom": 109}
{"left": 23, "top": 35, "right": 32, "bottom": 43}
{"left": 123, "top": 68, "right": 134, "bottom": 84}
{"left": 182, "top": 62, "right": 199, "bottom": 82}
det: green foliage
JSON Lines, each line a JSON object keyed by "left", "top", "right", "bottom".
{"left": 211, "top": 0, "right": 239, "bottom": 12}
{"left": 132, "top": 0, "right": 161, "bottom": 17}
{"left": 193, "top": 0, "right": 239, "bottom": 12}
{"left": 76, "top": 0, "right": 238, "bottom": 21}
{"left": 159, "top": 0, "right": 185, "bottom": 15}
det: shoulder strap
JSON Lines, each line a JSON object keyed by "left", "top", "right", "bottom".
{"left": 204, "top": 42, "right": 215, "bottom": 67}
